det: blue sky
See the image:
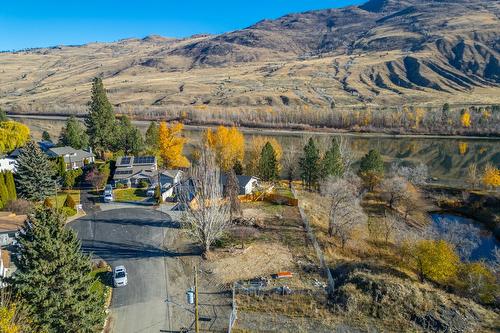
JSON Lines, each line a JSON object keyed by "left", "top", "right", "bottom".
{"left": 0, "top": 0, "right": 364, "bottom": 51}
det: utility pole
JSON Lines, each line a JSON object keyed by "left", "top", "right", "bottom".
{"left": 194, "top": 265, "right": 199, "bottom": 333}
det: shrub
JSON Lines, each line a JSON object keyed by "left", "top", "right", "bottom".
{"left": 5, "top": 199, "right": 33, "bottom": 215}
{"left": 63, "top": 194, "right": 76, "bottom": 209}
{"left": 43, "top": 197, "right": 53, "bottom": 208}
{"left": 138, "top": 180, "right": 149, "bottom": 189}
{"left": 61, "top": 206, "right": 77, "bottom": 217}
{"left": 116, "top": 183, "right": 125, "bottom": 189}
{"left": 455, "top": 262, "right": 498, "bottom": 305}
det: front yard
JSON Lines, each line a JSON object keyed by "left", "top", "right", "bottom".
{"left": 113, "top": 188, "right": 148, "bottom": 202}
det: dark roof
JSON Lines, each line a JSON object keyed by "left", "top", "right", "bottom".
{"left": 46, "top": 146, "right": 94, "bottom": 163}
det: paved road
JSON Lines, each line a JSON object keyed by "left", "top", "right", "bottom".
{"left": 70, "top": 207, "right": 197, "bottom": 333}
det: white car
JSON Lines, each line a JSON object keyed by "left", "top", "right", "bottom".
{"left": 104, "top": 184, "right": 113, "bottom": 196}
{"left": 113, "top": 266, "right": 128, "bottom": 287}
{"left": 103, "top": 193, "right": 113, "bottom": 203}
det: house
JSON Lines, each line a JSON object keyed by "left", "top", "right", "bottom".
{"left": 0, "top": 156, "right": 17, "bottom": 172}
{"left": 0, "top": 247, "right": 8, "bottom": 287}
{"left": 113, "top": 156, "right": 157, "bottom": 187}
{"left": 150, "top": 170, "right": 183, "bottom": 200}
{"left": 46, "top": 146, "right": 95, "bottom": 170}
{"left": 0, "top": 212, "right": 27, "bottom": 246}
{"left": 220, "top": 174, "right": 259, "bottom": 195}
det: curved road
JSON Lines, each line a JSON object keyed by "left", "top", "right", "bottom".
{"left": 70, "top": 207, "right": 195, "bottom": 333}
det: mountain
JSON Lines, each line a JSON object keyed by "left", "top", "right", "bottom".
{"left": 0, "top": 0, "right": 499, "bottom": 113}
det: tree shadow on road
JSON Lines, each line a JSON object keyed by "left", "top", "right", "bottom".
{"left": 91, "top": 216, "right": 181, "bottom": 229}
{"left": 81, "top": 239, "right": 202, "bottom": 261}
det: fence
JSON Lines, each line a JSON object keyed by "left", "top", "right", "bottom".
{"left": 291, "top": 186, "right": 335, "bottom": 298}
{"left": 238, "top": 193, "right": 299, "bottom": 206}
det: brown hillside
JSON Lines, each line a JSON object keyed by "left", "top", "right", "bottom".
{"left": 0, "top": 0, "right": 499, "bottom": 113}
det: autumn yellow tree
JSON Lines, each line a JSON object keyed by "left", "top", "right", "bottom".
{"left": 405, "top": 239, "right": 459, "bottom": 283}
{"left": 203, "top": 126, "right": 244, "bottom": 171}
{"left": 246, "top": 136, "right": 282, "bottom": 176}
{"left": 0, "top": 121, "right": 30, "bottom": 154}
{"left": 482, "top": 163, "right": 500, "bottom": 188}
{"left": 456, "top": 262, "right": 498, "bottom": 304}
{"left": 0, "top": 303, "right": 21, "bottom": 333}
{"left": 158, "top": 122, "right": 190, "bottom": 169}
{"left": 460, "top": 110, "right": 471, "bottom": 128}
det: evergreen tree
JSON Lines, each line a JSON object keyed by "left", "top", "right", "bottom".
{"left": 11, "top": 207, "right": 106, "bottom": 332}
{"left": 15, "top": 141, "right": 56, "bottom": 201}
{"left": 114, "top": 115, "right": 143, "bottom": 155}
{"left": 258, "top": 142, "right": 279, "bottom": 181}
{"left": 321, "top": 138, "right": 344, "bottom": 179}
{"left": 85, "top": 77, "right": 116, "bottom": 158}
{"left": 63, "top": 194, "right": 76, "bottom": 209}
{"left": 0, "top": 174, "right": 8, "bottom": 208}
{"left": 358, "top": 149, "right": 384, "bottom": 191}
{"left": 144, "top": 121, "right": 159, "bottom": 152}
{"left": 57, "top": 156, "right": 67, "bottom": 178}
{"left": 5, "top": 171, "right": 17, "bottom": 201}
{"left": 299, "top": 138, "right": 321, "bottom": 190}
{"left": 41, "top": 130, "right": 51, "bottom": 142}
{"left": 59, "top": 115, "right": 89, "bottom": 149}
{"left": 233, "top": 160, "right": 244, "bottom": 175}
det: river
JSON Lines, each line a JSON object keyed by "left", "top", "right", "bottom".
{"left": 10, "top": 115, "right": 500, "bottom": 187}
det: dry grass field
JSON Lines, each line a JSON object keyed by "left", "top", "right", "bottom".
{"left": 1, "top": 0, "right": 498, "bottom": 117}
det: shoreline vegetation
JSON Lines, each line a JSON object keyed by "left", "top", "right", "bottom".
{"left": 7, "top": 112, "right": 500, "bottom": 140}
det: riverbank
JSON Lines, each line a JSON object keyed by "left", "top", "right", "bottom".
{"left": 424, "top": 185, "right": 500, "bottom": 240}
{"left": 7, "top": 113, "right": 500, "bottom": 140}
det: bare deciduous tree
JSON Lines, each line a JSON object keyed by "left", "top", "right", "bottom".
{"left": 225, "top": 169, "right": 242, "bottom": 222}
{"left": 466, "top": 163, "right": 480, "bottom": 189}
{"left": 180, "top": 149, "right": 230, "bottom": 257}
{"left": 338, "top": 136, "right": 355, "bottom": 172}
{"left": 427, "top": 216, "right": 480, "bottom": 260}
{"left": 381, "top": 176, "right": 407, "bottom": 209}
{"left": 321, "top": 175, "right": 366, "bottom": 249}
{"left": 391, "top": 162, "right": 428, "bottom": 186}
{"left": 282, "top": 144, "right": 298, "bottom": 188}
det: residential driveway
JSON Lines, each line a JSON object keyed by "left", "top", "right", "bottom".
{"left": 69, "top": 208, "right": 199, "bottom": 333}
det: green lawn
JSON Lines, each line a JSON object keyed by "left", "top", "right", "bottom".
{"left": 49, "top": 189, "right": 81, "bottom": 207}
{"left": 113, "top": 188, "right": 148, "bottom": 202}
{"left": 90, "top": 266, "right": 111, "bottom": 307}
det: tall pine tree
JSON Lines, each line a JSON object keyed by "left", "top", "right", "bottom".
{"left": 358, "top": 149, "right": 384, "bottom": 191}
{"left": 114, "top": 115, "right": 143, "bottom": 155}
{"left": 85, "top": 77, "right": 116, "bottom": 158}
{"left": 299, "top": 138, "right": 321, "bottom": 190}
{"left": 15, "top": 141, "right": 56, "bottom": 201}
{"left": 144, "top": 121, "right": 159, "bottom": 153}
{"left": 59, "top": 115, "right": 89, "bottom": 149}
{"left": 258, "top": 142, "right": 279, "bottom": 181}
{"left": 321, "top": 138, "right": 344, "bottom": 179}
{"left": 11, "top": 207, "right": 106, "bottom": 332}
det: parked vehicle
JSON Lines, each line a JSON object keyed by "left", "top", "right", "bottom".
{"left": 113, "top": 265, "right": 128, "bottom": 287}
{"left": 146, "top": 187, "right": 155, "bottom": 197}
{"left": 103, "top": 193, "right": 113, "bottom": 203}
{"left": 104, "top": 184, "right": 113, "bottom": 196}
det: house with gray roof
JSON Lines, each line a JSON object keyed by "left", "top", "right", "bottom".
{"left": 46, "top": 146, "right": 95, "bottom": 171}
{"left": 113, "top": 156, "right": 157, "bottom": 187}
{"left": 220, "top": 174, "right": 259, "bottom": 195}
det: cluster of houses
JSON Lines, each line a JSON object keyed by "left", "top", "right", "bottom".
{"left": 0, "top": 139, "right": 259, "bottom": 287}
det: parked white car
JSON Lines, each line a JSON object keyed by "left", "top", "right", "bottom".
{"left": 103, "top": 193, "right": 113, "bottom": 203}
{"left": 104, "top": 184, "right": 113, "bottom": 196}
{"left": 113, "top": 265, "right": 128, "bottom": 287}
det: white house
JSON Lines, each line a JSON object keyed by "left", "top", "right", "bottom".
{"left": 220, "top": 175, "right": 259, "bottom": 195}
{"left": 0, "top": 157, "right": 17, "bottom": 172}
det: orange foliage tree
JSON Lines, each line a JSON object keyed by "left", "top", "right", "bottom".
{"left": 203, "top": 126, "right": 244, "bottom": 171}
{"left": 460, "top": 110, "right": 471, "bottom": 128}
{"left": 158, "top": 122, "right": 190, "bottom": 169}
{"left": 482, "top": 163, "right": 500, "bottom": 188}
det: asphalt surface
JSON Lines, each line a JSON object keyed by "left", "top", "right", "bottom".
{"left": 70, "top": 207, "right": 198, "bottom": 333}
